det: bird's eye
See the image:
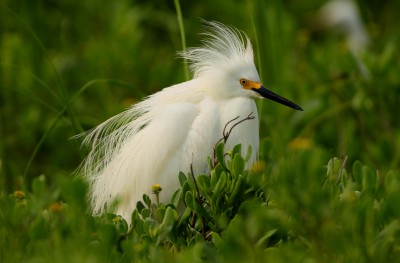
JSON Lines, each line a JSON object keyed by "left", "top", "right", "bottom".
{"left": 239, "top": 78, "right": 248, "bottom": 86}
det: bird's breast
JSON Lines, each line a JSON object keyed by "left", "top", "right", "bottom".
{"left": 217, "top": 97, "right": 259, "bottom": 166}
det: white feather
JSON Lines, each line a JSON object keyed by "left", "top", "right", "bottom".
{"left": 80, "top": 21, "right": 261, "bottom": 222}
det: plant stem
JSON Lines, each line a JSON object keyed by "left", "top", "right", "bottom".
{"left": 173, "top": 0, "right": 190, "bottom": 80}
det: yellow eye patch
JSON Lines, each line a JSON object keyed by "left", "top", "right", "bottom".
{"left": 239, "top": 78, "right": 262, "bottom": 90}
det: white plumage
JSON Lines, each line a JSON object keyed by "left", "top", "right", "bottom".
{"left": 80, "top": 21, "right": 302, "bottom": 223}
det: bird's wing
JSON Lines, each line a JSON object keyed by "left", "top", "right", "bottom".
{"left": 82, "top": 96, "right": 220, "bottom": 220}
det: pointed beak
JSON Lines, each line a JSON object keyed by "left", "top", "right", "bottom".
{"left": 253, "top": 85, "right": 303, "bottom": 111}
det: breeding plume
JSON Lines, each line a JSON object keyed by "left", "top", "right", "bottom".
{"left": 81, "top": 21, "right": 302, "bottom": 222}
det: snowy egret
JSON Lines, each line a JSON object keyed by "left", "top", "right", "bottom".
{"left": 317, "top": 0, "right": 370, "bottom": 77}
{"left": 80, "top": 21, "right": 302, "bottom": 222}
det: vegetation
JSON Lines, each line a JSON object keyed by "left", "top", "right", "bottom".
{"left": 1, "top": 0, "right": 400, "bottom": 262}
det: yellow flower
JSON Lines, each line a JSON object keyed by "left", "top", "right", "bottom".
{"left": 13, "top": 190, "right": 25, "bottom": 200}
{"left": 251, "top": 160, "right": 265, "bottom": 173}
{"left": 151, "top": 184, "right": 163, "bottom": 194}
{"left": 112, "top": 215, "right": 123, "bottom": 224}
{"left": 49, "top": 202, "right": 64, "bottom": 212}
{"left": 289, "top": 137, "right": 313, "bottom": 150}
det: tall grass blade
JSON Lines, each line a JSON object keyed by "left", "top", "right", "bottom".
{"left": 173, "top": 0, "right": 190, "bottom": 81}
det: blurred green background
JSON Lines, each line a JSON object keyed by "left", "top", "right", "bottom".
{"left": 1, "top": 0, "right": 399, "bottom": 192}
{"left": 2, "top": 1, "right": 400, "bottom": 262}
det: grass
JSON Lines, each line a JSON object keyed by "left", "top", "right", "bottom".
{"left": 1, "top": 0, "right": 400, "bottom": 262}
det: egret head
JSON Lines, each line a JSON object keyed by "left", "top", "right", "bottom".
{"left": 180, "top": 20, "right": 302, "bottom": 111}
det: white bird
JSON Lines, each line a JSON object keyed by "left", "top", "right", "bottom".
{"left": 80, "top": 21, "right": 302, "bottom": 223}
{"left": 317, "top": 0, "right": 370, "bottom": 77}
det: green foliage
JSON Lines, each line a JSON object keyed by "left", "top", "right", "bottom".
{"left": 1, "top": 0, "right": 400, "bottom": 262}
{"left": 128, "top": 143, "right": 264, "bottom": 249}
{"left": 2, "top": 144, "right": 400, "bottom": 262}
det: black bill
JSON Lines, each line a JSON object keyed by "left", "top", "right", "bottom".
{"left": 253, "top": 86, "right": 303, "bottom": 111}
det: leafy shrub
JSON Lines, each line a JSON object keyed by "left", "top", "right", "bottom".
{"left": 2, "top": 144, "right": 399, "bottom": 262}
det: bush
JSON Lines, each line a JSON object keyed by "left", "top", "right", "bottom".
{"left": 1, "top": 144, "right": 399, "bottom": 262}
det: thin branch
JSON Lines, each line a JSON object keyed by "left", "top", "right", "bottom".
{"left": 213, "top": 112, "right": 255, "bottom": 167}
{"left": 222, "top": 115, "right": 240, "bottom": 140}
{"left": 223, "top": 112, "right": 255, "bottom": 143}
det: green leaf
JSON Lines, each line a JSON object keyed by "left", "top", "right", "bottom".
{"left": 143, "top": 218, "right": 157, "bottom": 237}
{"left": 228, "top": 174, "right": 244, "bottom": 205}
{"left": 210, "top": 170, "right": 218, "bottom": 188}
{"left": 213, "top": 171, "right": 227, "bottom": 197}
{"left": 192, "top": 198, "right": 209, "bottom": 219}
{"left": 179, "top": 171, "right": 187, "bottom": 186}
{"left": 231, "top": 153, "right": 245, "bottom": 177}
{"left": 244, "top": 144, "right": 253, "bottom": 162}
{"left": 216, "top": 143, "right": 226, "bottom": 167}
{"left": 143, "top": 194, "right": 152, "bottom": 208}
{"left": 184, "top": 191, "right": 195, "bottom": 210}
{"left": 154, "top": 207, "right": 166, "bottom": 223}
{"left": 130, "top": 209, "right": 141, "bottom": 233}
{"left": 231, "top": 144, "right": 242, "bottom": 158}
{"left": 134, "top": 218, "right": 145, "bottom": 237}
{"left": 170, "top": 189, "right": 182, "bottom": 208}
{"left": 182, "top": 181, "right": 191, "bottom": 200}
{"left": 212, "top": 232, "right": 223, "bottom": 247}
{"left": 214, "top": 163, "right": 226, "bottom": 177}
{"left": 157, "top": 207, "right": 177, "bottom": 244}
{"left": 179, "top": 207, "right": 192, "bottom": 225}
{"left": 141, "top": 208, "right": 151, "bottom": 219}
{"left": 113, "top": 215, "right": 128, "bottom": 234}
{"left": 161, "top": 206, "right": 176, "bottom": 227}
{"left": 255, "top": 229, "right": 278, "bottom": 248}
{"left": 197, "top": 175, "right": 211, "bottom": 195}
{"left": 187, "top": 173, "right": 197, "bottom": 192}
{"left": 136, "top": 201, "right": 145, "bottom": 213}
{"left": 207, "top": 155, "right": 213, "bottom": 170}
